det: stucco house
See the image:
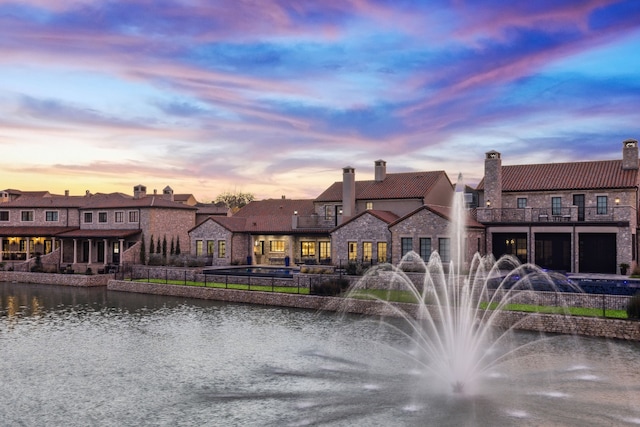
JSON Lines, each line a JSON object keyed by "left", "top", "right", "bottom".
{"left": 476, "top": 139, "right": 639, "bottom": 274}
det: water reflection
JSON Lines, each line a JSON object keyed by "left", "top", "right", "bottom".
{"left": 1, "top": 282, "right": 640, "bottom": 426}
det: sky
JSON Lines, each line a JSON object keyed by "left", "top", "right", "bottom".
{"left": 1, "top": 0, "right": 640, "bottom": 202}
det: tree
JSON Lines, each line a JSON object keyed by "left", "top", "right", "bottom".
{"left": 149, "top": 235, "right": 155, "bottom": 254}
{"left": 162, "top": 235, "right": 167, "bottom": 260}
{"left": 157, "top": 237, "right": 161, "bottom": 256}
{"left": 170, "top": 237, "right": 175, "bottom": 256}
{"left": 175, "top": 236, "right": 181, "bottom": 255}
{"left": 215, "top": 191, "right": 255, "bottom": 212}
{"left": 140, "top": 234, "right": 147, "bottom": 265}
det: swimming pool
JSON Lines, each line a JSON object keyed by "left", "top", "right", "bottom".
{"left": 203, "top": 266, "right": 297, "bottom": 278}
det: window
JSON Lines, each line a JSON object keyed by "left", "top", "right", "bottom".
{"left": 362, "top": 242, "right": 372, "bottom": 261}
{"left": 207, "top": 240, "right": 215, "bottom": 255}
{"left": 348, "top": 241, "right": 357, "bottom": 261}
{"left": 324, "top": 205, "right": 334, "bottom": 220}
{"left": 83, "top": 212, "right": 93, "bottom": 223}
{"left": 401, "top": 237, "right": 413, "bottom": 257}
{"left": 270, "top": 240, "right": 285, "bottom": 252}
{"left": 439, "top": 238, "right": 451, "bottom": 263}
{"left": 377, "top": 242, "right": 387, "bottom": 262}
{"left": 218, "top": 240, "right": 226, "bottom": 258}
{"left": 196, "top": 240, "right": 203, "bottom": 256}
{"left": 45, "top": 211, "right": 58, "bottom": 222}
{"left": 98, "top": 212, "right": 107, "bottom": 223}
{"left": 366, "top": 202, "right": 373, "bottom": 210}
{"left": 517, "top": 198, "right": 527, "bottom": 208}
{"left": 115, "top": 211, "right": 124, "bottom": 223}
{"left": 597, "top": 196, "right": 608, "bottom": 215}
{"left": 319, "top": 241, "right": 331, "bottom": 260}
{"left": 419, "top": 238, "right": 431, "bottom": 261}
{"left": 128, "top": 211, "right": 139, "bottom": 223}
{"left": 0, "top": 211, "right": 7, "bottom": 221}
{"left": 21, "top": 211, "right": 34, "bottom": 222}
{"left": 301, "top": 241, "right": 316, "bottom": 257}
{"left": 551, "top": 197, "right": 562, "bottom": 216}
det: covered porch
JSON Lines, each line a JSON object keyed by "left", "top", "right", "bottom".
{"left": 0, "top": 226, "right": 76, "bottom": 262}
{"left": 55, "top": 229, "right": 141, "bottom": 270}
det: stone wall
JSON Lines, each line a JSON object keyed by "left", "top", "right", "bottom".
{"left": 0, "top": 271, "right": 111, "bottom": 286}
{"left": 107, "top": 279, "right": 640, "bottom": 340}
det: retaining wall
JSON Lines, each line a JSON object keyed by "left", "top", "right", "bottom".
{"left": 0, "top": 271, "right": 112, "bottom": 287}
{"left": 107, "top": 280, "right": 640, "bottom": 341}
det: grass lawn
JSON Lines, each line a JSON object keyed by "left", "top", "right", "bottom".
{"left": 479, "top": 301, "right": 627, "bottom": 319}
{"left": 131, "top": 278, "right": 310, "bottom": 294}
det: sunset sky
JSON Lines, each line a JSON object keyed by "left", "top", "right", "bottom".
{"left": 1, "top": 0, "right": 639, "bottom": 201}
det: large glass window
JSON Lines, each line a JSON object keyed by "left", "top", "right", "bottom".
{"left": 439, "top": 238, "right": 451, "bottom": 263}
{"left": 195, "top": 240, "right": 203, "bottom": 256}
{"left": 348, "top": 241, "right": 357, "bottom": 261}
{"left": 377, "top": 242, "right": 387, "bottom": 262}
{"left": 401, "top": 237, "right": 413, "bottom": 257}
{"left": 419, "top": 238, "right": 431, "bottom": 261}
{"left": 597, "top": 196, "right": 608, "bottom": 214}
{"left": 301, "top": 241, "right": 316, "bottom": 257}
{"left": 270, "top": 240, "right": 285, "bottom": 252}
{"left": 362, "top": 242, "right": 372, "bottom": 261}
{"left": 551, "top": 197, "right": 562, "bottom": 216}
{"left": 0, "top": 211, "right": 8, "bottom": 221}
{"left": 319, "top": 241, "right": 331, "bottom": 260}
{"left": 21, "top": 211, "right": 34, "bottom": 222}
{"left": 45, "top": 211, "right": 58, "bottom": 222}
{"left": 218, "top": 240, "right": 226, "bottom": 257}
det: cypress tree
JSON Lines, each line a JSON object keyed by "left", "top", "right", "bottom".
{"left": 175, "top": 236, "right": 181, "bottom": 255}
{"left": 140, "top": 234, "right": 147, "bottom": 265}
{"left": 170, "top": 238, "right": 175, "bottom": 255}
{"left": 162, "top": 235, "right": 167, "bottom": 260}
{"left": 149, "top": 235, "right": 155, "bottom": 254}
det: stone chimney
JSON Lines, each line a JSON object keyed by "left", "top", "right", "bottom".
{"left": 64, "top": 190, "right": 69, "bottom": 197}
{"left": 0, "top": 191, "right": 8, "bottom": 203}
{"left": 342, "top": 166, "right": 356, "bottom": 222}
{"left": 484, "top": 150, "right": 502, "bottom": 209}
{"left": 374, "top": 159, "right": 386, "bottom": 182}
{"left": 162, "top": 186, "right": 174, "bottom": 201}
{"left": 622, "top": 139, "right": 638, "bottom": 170}
{"left": 133, "top": 184, "right": 147, "bottom": 199}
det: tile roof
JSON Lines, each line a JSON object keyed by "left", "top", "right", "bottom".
{"left": 55, "top": 229, "right": 142, "bottom": 239}
{"left": 0, "top": 226, "right": 78, "bottom": 236}
{"left": 79, "top": 193, "right": 197, "bottom": 210}
{"left": 315, "top": 171, "right": 450, "bottom": 202}
{"left": 0, "top": 195, "right": 89, "bottom": 208}
{"left": 234, "top": 199, "right": 316, "bottom": 217}
{"left": 476, "top": 160, "right": 638, "bottom": 192}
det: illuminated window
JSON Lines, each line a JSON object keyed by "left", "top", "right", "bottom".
{"left": 218, "top": 240, "right": 226, "bottom": 257}
{"left": 319, "top": 241, "right": 331, "bottom": 260}
{"left": 366, "top": 202, "right": 373, "bottom": 210}
{"left": 270, "top": 240, "right": 285, "bottom": 252}
{"left": 196, "top": 240, "right": 203, "bottom": 256}
{"left": 377, "top": 242, "right": 387, "bottom": 262}
{"left": 362, "top": 242, "right": 372, "bottom": 261}
{"left": 207, "top": 240, "right": 215, "bottom": 255}
{"left": 45, "top": 211, "right": 58, "bottom": 222}
{"left": 324, "top": 205, "right": 334, "bottom": 220}
{"left": 301, "top": 241, "right": 316, "bottom": 257}
{"left": 83, "top": 212, "right": 92, "bottom": 223}
{"left": 115, "top": 211, "right": 124, "bottom": 223}
{"left": 98, "top": 212, "right": 107, "bottom": 223}
{"left": 348, "top": 241, "right": 357, "bottom": 261}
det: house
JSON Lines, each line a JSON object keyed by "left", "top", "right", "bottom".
{"left": 475, "top": 139, "right": 639, "bottom": 274}
{"left": 189, "top": 197, "right": 331, "bottom": 266}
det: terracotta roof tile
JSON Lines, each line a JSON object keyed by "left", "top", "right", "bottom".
{"left": 476, "top": 160, "right": 638, "bottom": 192}
{"left": 331, "top": 209, "right": 399, "bottom": 232}
{"left": 315, "top": 171, "right": 450, "bottom": 202}
{"left": 0, "top": 226, "right": 78, "bottom": 236}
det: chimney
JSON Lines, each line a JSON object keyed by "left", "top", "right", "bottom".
{"left": 85, "top": 190, "right": 91, "bottom": 196}
{"left": 0, "top": 191, "right": 8, "bottom": 203}
{"left": 484, "top": 150, "right": 502, "bottom": 209}
{"left": 162, "top": 186, "right": 174, "bottom": 201}
{"left": 64, "top": 190, "right": 69, "bottom": 197}
{"left": 133, "top": 184, "right": 147, "bottom": 199}
{"left": 342, "top": 166, "right": 356, "bottom": 222}
{"left": 622, "top": 139, "right": 638, "bottom": 170}
{"left": 374, "top": 159, "right": 386, "bottom": 182}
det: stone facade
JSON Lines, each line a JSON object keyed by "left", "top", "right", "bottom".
{"left": 331, "top": 212, "right": 392, "bottom": 264}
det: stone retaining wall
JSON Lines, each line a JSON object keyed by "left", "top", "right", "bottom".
{"left": 108, "top": 280, "right": 640, "bottom": 340}
{"left": 0, "top": 271, "right": 112, "bottom": 287}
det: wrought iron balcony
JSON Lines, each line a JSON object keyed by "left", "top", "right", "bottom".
{"left": 477, "top": 206, "right": 632, "bottom": 224}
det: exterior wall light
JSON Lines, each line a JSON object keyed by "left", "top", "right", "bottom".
{"left": 486, "top": 200, "right": 491, "bottom": 207}
{"left": 615, "top": 197, "right": 620, "bottom": 205}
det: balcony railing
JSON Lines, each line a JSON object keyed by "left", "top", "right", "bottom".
{"left": 292, "top": 214, "right": 335, "bottom": 229}
{"left": 477, "top": 206, "right": 632, "bottom": 224}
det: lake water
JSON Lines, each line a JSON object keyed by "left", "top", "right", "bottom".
{"left": 2, "top": 282, "right": 640, "bottom": 426}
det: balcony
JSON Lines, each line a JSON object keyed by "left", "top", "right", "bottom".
{"left": 477, "top": 206, "right": 633, "bottom": 224}
{"left": 292, "top": 214, "right": 335, "bottom": 230}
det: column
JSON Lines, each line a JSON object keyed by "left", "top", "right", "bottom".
{"left": 59, "top": 238, "right": 64, "bottom": 264}
{"left": 0, "top": 238, "right": 3, "bottom": 262}
{"left": 26, "top": 238, "right": 31, "bottom": 259}
{"left": 103, "top": 239, "right": 108, "bottom": 266}
{"left": 73, "top": 239, "right": 78, "bottom": 264}
{"left": 87, "top": 239, "right": 92, "bottom": 265}
{"left": 119, "top": 239, "right": 124, "bottom": 265}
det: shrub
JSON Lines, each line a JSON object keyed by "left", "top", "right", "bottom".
{"left": 627, "top": 292, "right": 640, "bottom": 320}
{"left": 85, "top": 267, "right": 93, "bottom": 275}
{"left": 148, "top": 254, "right": 165, "bottom": 266}
{"left": 310, "top": 278, "right": 350, "bottom": 296}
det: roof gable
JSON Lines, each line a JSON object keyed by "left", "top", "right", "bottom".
{"left": 331, "top": 209, "right": 399, "bottom": 232}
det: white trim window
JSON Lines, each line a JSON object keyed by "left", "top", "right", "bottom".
{"left": 45, "top": 211, "right": 59, "bottom": 222}
{"left": 21, "top": 211, "right": 34, "bottom": 222}
{"left": 115, "top": 211, "right": 124, "bottom": 223}
{"left": 83, "top": 212, "right": 93, "bottom": 223}
{"left": 98, "top": 212, "right": 108, "bottom": 223}
{"left": 128, "top": 211, "right": 139, "bottom": 223}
